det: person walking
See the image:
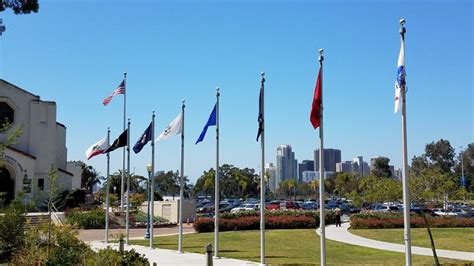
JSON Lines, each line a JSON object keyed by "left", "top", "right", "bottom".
{"left": 335, "top": 207, "right": 342, "bottom": 227}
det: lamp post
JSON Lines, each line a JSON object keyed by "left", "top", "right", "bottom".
{"left": 145, "top": 164, "right": 152, "bottom": 239}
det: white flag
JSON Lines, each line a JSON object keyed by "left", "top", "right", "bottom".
{"left": 86, "top": 136, "right": 109, "bottom": 160}
{"left": 394, "top": 82, "right": 401, "bottom": 114}
{"left": 394, "top": 36, "right": 406, "bottom": 114}
{"left": 156, "top": 113, "right": 183, "bottom": 141}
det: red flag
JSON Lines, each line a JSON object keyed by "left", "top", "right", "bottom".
{"left": 310, "top": 68, "right": 322, "bottom": 129}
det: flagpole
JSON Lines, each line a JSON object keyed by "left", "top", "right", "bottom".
{"left": 213, "top": 87, "right": 221, "bottom": 258}
{"left": 178, "top": 100, "right": 185, "bottom": 253}
{"left": 318, "top": 48, "right": 326, "bottom": 266}
{"left": 105, "top": 127, "right": 111, "bottom": 243}
{"left": 260, "top": 72, "right": 266, "bottom": 266}
{"left": 399, "top": 19, "right": 412, "bottom": 266}
{"left": 125, "top": 118, "right": 131, "bottom": 245}
{"left": 150, "top": 111, "right": 155, "bottom": 248}
{"left": 121, "top": 72, "right": 127, "bottom": 210}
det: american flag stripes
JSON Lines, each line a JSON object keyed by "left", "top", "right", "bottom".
{"left": 103, "top": 80, "right": 126, "bottom": 106}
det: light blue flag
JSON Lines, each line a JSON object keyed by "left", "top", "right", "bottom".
{"left": 195, "top": 104, "right": 217, "bottom": 144}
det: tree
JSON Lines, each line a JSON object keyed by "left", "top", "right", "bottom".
{"left": 370, "top": 157, "right": 392, "bottom": 178}
{"left": 455, "top": 143, "right": 474, "bottom": 191}
{"left": 424, "top": 139, "right": 455, "bottom": 173}
{"left": 0, "top": 0, "right": 39, "bottom": 14}
{"left": 80, "top": 163, "right": 102, "bottom": 194}
{"left": 334, "top": 172, "right": 358, "bottom": 197}
{"left": 155, "top": 171, "right": 180, "bottom": 199}
{"left": 0, "top": 122, "right": 22, "bottom": 162}
{"left": 309, "top": 179, "right": 319, "bottom": 199}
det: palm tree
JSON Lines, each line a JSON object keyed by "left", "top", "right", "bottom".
{"left": 310, "top": 179, "right": 319, "bottom": 200}
{"left": 81, "top": 163, "right": 102, "bottom": 194}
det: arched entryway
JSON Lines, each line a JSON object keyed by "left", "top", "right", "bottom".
{"left": 0, "top": 167, "right": 15, "bottom": 206}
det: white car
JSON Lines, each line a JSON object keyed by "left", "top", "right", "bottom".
{"left": 230, "top": 204, "right": 259, "bottom": 213}
{"left": 433, "top": 209, "right": 456, "bottom": 216}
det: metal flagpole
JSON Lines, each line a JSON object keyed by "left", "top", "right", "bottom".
{"left": 105, "top": 127, "right": 111, "bottom": 243}
{"left": 126, "top": 118, "right": 131, "bottom": 245}
{"left": 399, "top": 19, "right": 412, "bottom": 266}
{"left": 260, "top": 72, "right": 266, "bottom": 265}
{"left": 215, "top": 88, "right": 221, "bottom": 258}
{"left": 178, "top": 100, "right": 185, "bottom": 253}
{"left": 121, "top": 72, "right": 127, "bottom": 210}
{"left": 150, "top": 111, "right": 156, "bottom": 248}
{"left": 318, "top": 49, "right": 326, "bottom": 266}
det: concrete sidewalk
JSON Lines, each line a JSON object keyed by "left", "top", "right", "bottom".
{"left": 317, "top": 223, "right": 474, "bottom": 261}
{"left": 88, "top": 241, "right": 257, "bottom": 266}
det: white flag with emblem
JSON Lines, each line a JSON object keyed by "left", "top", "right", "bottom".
{"left": 156, "top": 113, "right": 183, "bottom": 141}
{"left": 85, "top": 136, "right": 109, "bottom": 160}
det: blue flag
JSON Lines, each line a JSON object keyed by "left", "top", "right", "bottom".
{"left": 195, "top": 104, "right": 217, "bottom": 144}
{"left": 133, "top": 122, "right": 152, "bottom": 153}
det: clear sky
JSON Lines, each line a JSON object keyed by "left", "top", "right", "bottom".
{"left": 1, "top": 0, "right": 472, "bottom": 183}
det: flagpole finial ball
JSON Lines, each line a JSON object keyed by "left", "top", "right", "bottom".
{"left": 399, "top": 19, "right": 405, "bottom": 25}
{"left": 261, "top": 72, "right": 265, "bottom": 77}
{"left": 124, "top": 72, "right": 127, "bottom": 77}
{"left": 319, "top": 49, "right": 324, "bottom": 55}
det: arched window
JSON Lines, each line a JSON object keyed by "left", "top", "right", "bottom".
{"left": 0, "top": 102, "right": 14, "bottom": 124}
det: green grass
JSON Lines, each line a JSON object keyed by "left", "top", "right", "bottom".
{"left": 350, "top": 227, "right": 474, "bottom": 253}
{"left": 131, "top": 229, "right": 471, "bottom": 265}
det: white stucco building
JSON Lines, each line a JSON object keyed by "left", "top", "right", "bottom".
{"left": 0, "top": 79, "right": 81, "bottom": 205}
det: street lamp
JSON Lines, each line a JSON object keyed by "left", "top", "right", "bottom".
{"left": 145, "top": 164, "right": 152, "bottom": 239}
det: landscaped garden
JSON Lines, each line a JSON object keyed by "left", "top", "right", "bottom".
{"left": 131, "top": 229, "right": 469, "bottom": 265}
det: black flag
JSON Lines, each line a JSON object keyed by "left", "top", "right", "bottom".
{"left": 256, "top": 75, "right": 265, "bottom": 141}
{"left": 105, "top": 128, "right": 128, "bottom": 153}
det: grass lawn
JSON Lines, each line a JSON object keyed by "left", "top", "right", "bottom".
{"left": 131, "top": 229, "right": 470, "bottom": 265}
{"left": 350, "top": 227, "right": 474, "bottom": 253}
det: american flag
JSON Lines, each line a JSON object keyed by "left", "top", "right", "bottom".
{"left": 103, "top": 80, "right": 126, "bottom": 106}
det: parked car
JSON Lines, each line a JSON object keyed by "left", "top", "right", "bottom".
{"left": 433, "top": 209, "right": 456, "bottom": 217}
{"left": 266, "top": 201, "right": 281, "bottom": 210}
{"left": 230, "top": 203, "right": 260, "bottom": 213}
{"left": 375, "top": 205, "right": 400, "bottom": 212}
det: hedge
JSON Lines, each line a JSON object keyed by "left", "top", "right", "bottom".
{"left": 194, "top": 215, "right": 316, "bottom": 233}
{"left": 350, "top": 216, "right": 474, "bottom": 229}
{"left": 220, "top": 209, "right": 337, "bottom": 225}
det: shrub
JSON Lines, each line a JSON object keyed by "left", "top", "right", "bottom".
{"left": 89, "top": 247, "right": 149, "bottom": 265}
{"left": 193, "top": 215, "right": 316, "bottom": 233}
{"left": 0, "top": 204, "right": 26, "bottom": 262}
{"left": 350, "top": 216, "right": 474, "bottom": 229}
{"left": 220, "top": 209, "right": 336, "bottom": 225}
{"left": 65, "top": 208, "right": 106, "bottom": 229}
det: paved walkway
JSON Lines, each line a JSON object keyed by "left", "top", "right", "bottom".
{"left": 88, "top": 241, "right": 257, "bottom": 266}
{"left": 317, "top": 223, "right": 474, "bottom": 261}
{"left": 78, "top": 224, "right": 196, "bottom": 241}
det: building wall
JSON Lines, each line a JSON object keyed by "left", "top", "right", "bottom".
{"left": 314, "top": 148, "right": 341, "bottom": 173}
{"left": 265, "top": 163, "right": 277, "bottom": 193}
{"left": 298, "top": 160, "right": 314, "bottom": 182}
{"left": 0, "top": 80, "right": 79, "bottom": 203}
{"left": 276, "top": 145, "right": 297, "bottom": 189}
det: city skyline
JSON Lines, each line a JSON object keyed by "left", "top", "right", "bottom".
{"left": 0, "top": 1, "right": 471, "bottom": 183}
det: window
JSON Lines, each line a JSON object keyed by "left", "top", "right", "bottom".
{"left": 38, "top": 178, "right": 44, "bottom": 191}
{"left": 0, "top": 102, "right": 14, "bottom": 124}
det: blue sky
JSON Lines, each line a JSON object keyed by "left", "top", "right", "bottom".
{"left": 1, "top": 0, "right": 472, "bottom": 182}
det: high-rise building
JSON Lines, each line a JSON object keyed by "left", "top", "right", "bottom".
{"left": 336, "top": 156, "right": 370, "bottom": 176}
{"left": 302, "top": 171, "right": 317, "bottom": 182}
{"left": 298, "top": 160, "right": 314, "bottom": 182}
{"left": 314, "top": 148, "right": 341, "bottom": 173}
{"left": 265, "top": 163, "right": 277, "bottom": 193}
{"left": 276, "top": 145, "right": 297, "bottom": 189}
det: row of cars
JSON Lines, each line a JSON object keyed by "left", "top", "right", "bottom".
{"left": 370, "top": 202, "right": 474, "bottom": 217}
{"left": 196, "top": 198, "right": 360, "bottom": 215}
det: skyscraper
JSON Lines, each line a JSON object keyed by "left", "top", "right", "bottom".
{"left": 298, "top": 160, "right": 314, "bottom": 182}
{"left": 276, "top": 145, "right": 297, "bottom": 189}
{"left": 314, "top": 148, "right": 341, "bottom": 173}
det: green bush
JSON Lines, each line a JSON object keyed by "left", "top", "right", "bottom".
{"left": 90, "top": 247, "right": 149, "bottom": 265}
{"left": 11, "top": 224, "right": 94, "bottom": 265}
{"left": 0, "top": 205, "right": 26, "bottom": 262}
{"left": 350, "top": 213, "right": 474, "bottom": 229}
{"left": 65, "top": 208, "right": 106, "bottom": 229}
